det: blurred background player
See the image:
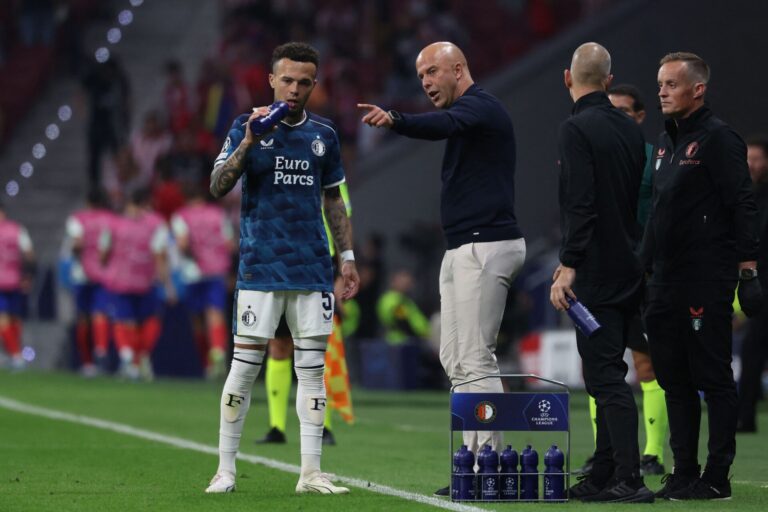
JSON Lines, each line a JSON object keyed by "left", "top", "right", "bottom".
{"left": 205, "top": 42, "right": 359, "bottom": 495}
{"left": 64, "top": 188, "right": 115, "bottom": 375}
{"left": 577, "top": 84, "right": 669, "bottom": 477}
{"left": 171, "top": 183, "right": 235, "bottom": 379}
{"left": 101, "top": 188, "right": 173, "bottom": 379}
{"left": 256, "top": 182, "right": 352, "bottom": 446}
{"left": 377, "top": 268, "right": 431, "bottom": 345}
{"left": 736, "top": 134, "right": 768, "bottom": 433}
{"left": 0, "top": 202, "right": 35, "bottom": 370}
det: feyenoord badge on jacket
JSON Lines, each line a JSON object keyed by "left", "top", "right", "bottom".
{"left": 689, "top": 306, "right": 704, "bottom": 332}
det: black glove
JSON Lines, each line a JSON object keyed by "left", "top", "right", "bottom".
{"left": 738, "top": 277, "right": 764, "bottom": 318}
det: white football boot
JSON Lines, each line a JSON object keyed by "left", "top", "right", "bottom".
{"left": 295, "top": 471, "right": 349, "bottom": 494}
{"left": 205, "top": 471, "right": 235, "bottom": 493}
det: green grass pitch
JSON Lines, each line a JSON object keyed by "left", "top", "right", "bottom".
{"left": 0, "top": 370, "right": 766, "bottom": 511}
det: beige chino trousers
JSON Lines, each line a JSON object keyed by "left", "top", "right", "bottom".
{"left": 439, "top": 238, "right": 526, "bottom": 454}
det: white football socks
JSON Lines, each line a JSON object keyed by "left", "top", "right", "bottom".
{"left": 293, "top": 336, "right": 327, "bottom": 478}
{"left": 217, "top": 342, "right": 265, "bottom": 475}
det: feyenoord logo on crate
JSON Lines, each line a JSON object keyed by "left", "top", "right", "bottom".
{"left": 474, "top": 401, "right": 497, "bottom": 423}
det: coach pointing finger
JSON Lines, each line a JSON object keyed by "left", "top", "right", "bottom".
{"left": 359, "top": 42, "right": 525, "bottom": 495}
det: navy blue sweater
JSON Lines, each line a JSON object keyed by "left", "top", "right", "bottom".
{"left": 391, "top": 84, "right": 522, "bottom": 249}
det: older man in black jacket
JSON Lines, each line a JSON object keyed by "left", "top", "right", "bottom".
{"left": 551, "top": 42, "right": 652, "bottom": 503}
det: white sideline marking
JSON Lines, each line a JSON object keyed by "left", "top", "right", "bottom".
{"left": 0, "top": 396, "right": 490, "bottom": 512}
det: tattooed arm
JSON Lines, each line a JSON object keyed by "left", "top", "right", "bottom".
{"left": 323, "top": 186, "right": 353, "bottom": 252}
{"left": 210, "top": 107, "right": 272, "bottom": 198}
{"left": 324, "top": 185, "right": 359, "bottom": 298}
{"left": 209, "top": 142, "right": 250, "bottom": 198}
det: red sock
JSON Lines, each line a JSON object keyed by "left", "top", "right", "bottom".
{"left": 194, "top": 329, "right": 207, "bottom": 365}
{"left": 1, "top": 324, "right": 21, "bottom": 356}
{"left": 209, "top": 323, "right": 228, "bottom": 352}
{"left": 11, "top": 319, "right": 22, "bottom": 349}
{"left": 140, "top": 317, "right": 161, "bottom": 355}
{"left": 113, "top": 323, "right": 136, "bottom": 354}
{"left": 92, "top": 314, "right": 110, "bottom": 356}
{"left": 76, "top": 319, "right": 92, "bottom": 364}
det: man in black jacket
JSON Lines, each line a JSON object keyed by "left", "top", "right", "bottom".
{"left": 642, "top": 52, "right": 762, "bottom": 500}
{"left": 357, "top": 42, "right": 526, "bottom": 496}
{"left": 550, "top": 42, "right": 653, "bottom": 503}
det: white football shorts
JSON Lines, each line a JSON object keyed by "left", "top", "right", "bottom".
{"left": 234, "top": 289, "right": 335, "bottom": 339}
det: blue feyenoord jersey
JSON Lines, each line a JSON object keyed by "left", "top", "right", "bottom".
{"left": 216, "top": 111, "right": 345, "bottom": 292}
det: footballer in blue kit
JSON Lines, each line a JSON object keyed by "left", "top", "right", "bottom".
{"left": 204, "top": 42, "right": 359, "bottom": 496}
{"left": 215, "top": 108, "right": 345, "bottom": 293}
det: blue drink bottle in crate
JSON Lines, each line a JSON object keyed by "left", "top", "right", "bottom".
{"left": 500, "top": 445, "right": 519, "bottom": 500}
{"left": 450, "top": 374, "right": 570, "bottom": 503}
{"left": 520, "top": 444, "right": 539, "bottom": 500}
{"left": 544, "top": 444, "right": 566, "bottom": 500}
{"left": 451, "top": 445, "right": 475, "bottom": 501}
{"left": 451, "top": 445, "right": 475, "bottom": 500}
{"left": 478, "top": 445, "right": 499, "bottom": 500}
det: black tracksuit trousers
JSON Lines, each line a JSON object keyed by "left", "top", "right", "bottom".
{"left": 645, "top": 281, "right": 737, "bottom": 484}
{"left": 576, "top": 281, "right": 642, "bottom": 481}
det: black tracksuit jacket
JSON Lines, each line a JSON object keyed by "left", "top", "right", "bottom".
{"left": 640, "top": 106, "right": 759, "bottom": 283}
{"left": 558, "top": 91, "right": 647, "bottom": 289}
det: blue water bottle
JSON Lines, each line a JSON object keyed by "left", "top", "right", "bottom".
{"left": 249, "top": 101, "right": 289, "bottom": 135}
{"left": 478, "top": 445, "right": 499, "bottom": 500}
{"left": 500, "top": 445, "right": 519, "bottom": 500}
{"left": 544, "top": 444, "right": 565, "bottom": 500}
{"left": 565, "top": 296, "right": 601, "bottom": 336}
{"left": 520, "top": 444, "right": 539, "bottom": 501}
{"left": 451, "top": 446, "right": 462, "bottom": 500}
{"left": 454, "top": 445, "right": 475, "bottom": 500}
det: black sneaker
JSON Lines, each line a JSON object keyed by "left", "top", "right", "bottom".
{"left": 568, "top": 474, "right": 607, "bottom": 500}
{"left": 255, "top": 427, "right": 286, "bottom": 444}
{"left": 573, "top": 455, "right": 595, "bottom": 476}
{"left": 322, "top": 427, "right": 336, "bottom": 446}
{"left": 655, "top": 472, "right": 698, "bottom": 499}
{"left": 667, "top": 478, "right": 731, "bottom": 501}
{"left": 639, "top": 455, "right": 665, "bottom": 476}
{"left": 582, "top": 478, "right": 655, "bottom": 503}
{"left": 433, "top": 486, "right": 450, "bottom": 497}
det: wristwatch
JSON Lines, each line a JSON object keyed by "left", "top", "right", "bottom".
{"left": 387, "top": 110, "right": 402, "bottom": 122}
{"left": 740, "top": 267, "right": 758, "bottom": 280}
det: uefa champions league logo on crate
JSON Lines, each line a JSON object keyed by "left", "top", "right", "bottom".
{"left": 528, "top": 397, "right": 559, "bottom": 427}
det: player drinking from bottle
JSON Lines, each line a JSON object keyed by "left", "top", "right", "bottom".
{"left": 205, "top": 42, "right": 359, "bottom": 495}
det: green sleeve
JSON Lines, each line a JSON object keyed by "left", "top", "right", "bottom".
{"left": 341, "top": 298, "right": 360, "bottom": 338}
{"left": 323, "top": 182, "right": 351, "bottom": 256}
{"left": 637, "top": 143, "right": 654, "bottom": 227}
{"left": 404, "top": 299, "right": 430, "bottom": 338}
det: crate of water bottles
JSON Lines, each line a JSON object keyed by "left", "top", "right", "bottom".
{"left": 450, "top": 374, "right": 570, "bottom": 503}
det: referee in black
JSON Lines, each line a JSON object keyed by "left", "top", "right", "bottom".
{"left": 550, "top": 42, "right": 652, "bottom": 503}
{"left": 642, "top": 52, "right": 762, "bottom": 500}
